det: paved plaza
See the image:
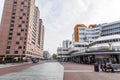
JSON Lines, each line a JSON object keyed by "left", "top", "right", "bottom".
{"left": 0, "top": 62, "right": 120, "bottom": 80}
{"left": 0, "top": 62, "right": 64, "bottom": 80}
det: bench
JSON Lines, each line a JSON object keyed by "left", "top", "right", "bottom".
{"left": 101, "top": 64, "right": 120, "bottom": 72}
{"left": 112, "top": 64, "right": 120, "bottom": 71}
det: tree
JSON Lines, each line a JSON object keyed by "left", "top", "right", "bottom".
{"left": 52, "top": 53, "right": 57, "bottom": 59}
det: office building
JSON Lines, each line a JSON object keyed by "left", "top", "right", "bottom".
{"left": 58, "top": 20, "right": 120, "bottom": 64}
{"left": 74, "top": 24, "right": 101, "bottom": 43}
{"left": 62, "top": 40, "right": 71, "bottom": 48}
{"left": 73, "top": 21, "right": 120, "bottom": 41}
{"left": 57, "top": 40, "right": 71, "bottom": 61}
{"left": 71, "top": 20, "right": 120, "bottom": 64}
{"left": 0, "top": 0, "right": 44, "bottom": 63}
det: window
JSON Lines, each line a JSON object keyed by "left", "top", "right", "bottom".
{"left": 25, "top": 33, "right": 27, "bottom": 36}
{"left": 17, "top": 33, "right": 21, "bottom": 36}
{"left": 24, "top": 42, "right": 26, "bottom": 45}
{"left": 13, "top": 5, "right": 16, "bottom": 9}
{"left": 27, "top": 14, "right": 29, "bottom": 16}
{"left": 18, "top": 25, "right": 22, "bottom": 27}
{"left": 116, "top": 39, "right": 118, "bottom": 42}
{"left": 16, "top": 42, "right": 19, "bottom": 44}
{"left": 6, "top": 51, "right": 10, "bottom": 54}
{"left": 27, "top": 17, "right": 29, "bottom": 20}
{"left": 23, "top": 46, "right": 25, "bottom": 49}
{"left": 14, "top": 51, "right": 18, "bottom": 54}
{"left": 23, "top": 13, "right": 26, "bottom": 16}
{"left": 104, "top": 40, "right": 107, "bottom": 43}
{"left": 21, "top": 2, "right": 24, "bottom": 5}
{"left": 28, "top": 6, "right": 30, "bottom": 9}
{"left": 14, "top": 2, "right": 17, "bottom": 4}
{"left": 13, "top": 9, "right": 16, "bottom": 12}
{"left": 8, "top": 37, "right": 12, "bottom": 40}
{"left": 19, "top": 17, "right": 22, "bottom": 19}
{"left": 24, "top": 6, "right": 28, "bottom": 10}
{"left": 21, "top": 29, "right": 24, "bottom": 31}
{"left": 11, "top": 20, "right": 15, "bottom": 23}
{"left": 9, "top": 33, "right": 13, "bottom": 35}
{"left": 109, "top": 40, "right": 112, "bottom": 42}
{"left": 20, "top": 9, "right": 23, "bottom": 11}
{"left": 10, "top": 29, "right": 13, "bottom": 31}
{"left": 22, "top": 21, "right": 25, "bottom": 23}
{"left": 113, "top": 39, "right": 115, "bottom": 42}
{"left": 7, "top": 46, "right": 10, "bottom": 49}
{"left": 32, "top": 41, "right": 35, "bottom": 44}
{"left": 18, "top": 46, "right": 22, "bottom": 49}
{"left": 11, "top": 24, "right": 14, "bottom": 27}
{"left": 12, "top": 16, "right": 15, "bottom": 19}
{"left": 7, "top": 41, "right": 11, "bottom": 46}
{"left": 23, "top": 51, "right": 25, "bottom": 54}
{"left": 12, "top": 13, "right": 16, "bottom": 15}
{"left": 20, "top": 37, "right": 23, "bottom": 40}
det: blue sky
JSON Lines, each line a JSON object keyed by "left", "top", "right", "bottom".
{"left": 1, "top": 0, "right": 120, "bottom": 54}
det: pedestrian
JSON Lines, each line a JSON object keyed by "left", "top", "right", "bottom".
{"left": 94, "top": 62, "right": 99, "bottom": 72}
{"left": 100, "top": 64, "right": 104, "bottom": 71}
{"left": 108, "top": 63, "right": 114, "bottom": 72}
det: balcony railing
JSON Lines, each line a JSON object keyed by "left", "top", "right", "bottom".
{"left": 86, "top": 46, "right": 120, "bottom": 53}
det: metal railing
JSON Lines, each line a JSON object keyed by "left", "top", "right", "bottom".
{"left": 86, "top": 46, "right": 120, "bottom": 52}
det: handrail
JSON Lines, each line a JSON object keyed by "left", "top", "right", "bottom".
{"left": 87, "top": 46, "right": 120, "bottom": 52}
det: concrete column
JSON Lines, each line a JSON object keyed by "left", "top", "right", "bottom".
{"left": 119, "top": 55, "right": 120, "bottom": 64}
{"left": 71, "top": 57, "right": 72, "bottom": 62}
{"left": 73, "top": 57, "right": 75, "bottom": 62}
{"left": 71, "top": 57, "right": 73, "bottom": 62}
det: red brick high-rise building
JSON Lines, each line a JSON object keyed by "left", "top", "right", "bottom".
{"left": 39, "top": 19, "right": 44, "bottom": 54}
{"left": 0, "top": 0, "right": 44, "bottom": 62}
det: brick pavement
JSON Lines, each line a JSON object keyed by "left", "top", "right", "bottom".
{"left": 61, "top": 62, "right": 120, "bottom": 80}
{"left": 62, "top": 62, "right": 93, "bottom": 70}
{"left": 0, "top": 62, "right": 44, "bottom": 76}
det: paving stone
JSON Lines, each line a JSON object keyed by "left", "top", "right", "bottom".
{"left": 0, "top": 62, "right": 64, "bottom": 80}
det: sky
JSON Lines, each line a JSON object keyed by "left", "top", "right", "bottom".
{"left": 0, "top": 0, "right": 120, "bottom": 55}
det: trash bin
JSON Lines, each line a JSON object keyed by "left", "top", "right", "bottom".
{"left": 94, "top": 63, "right": 99, "bottom": 72}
